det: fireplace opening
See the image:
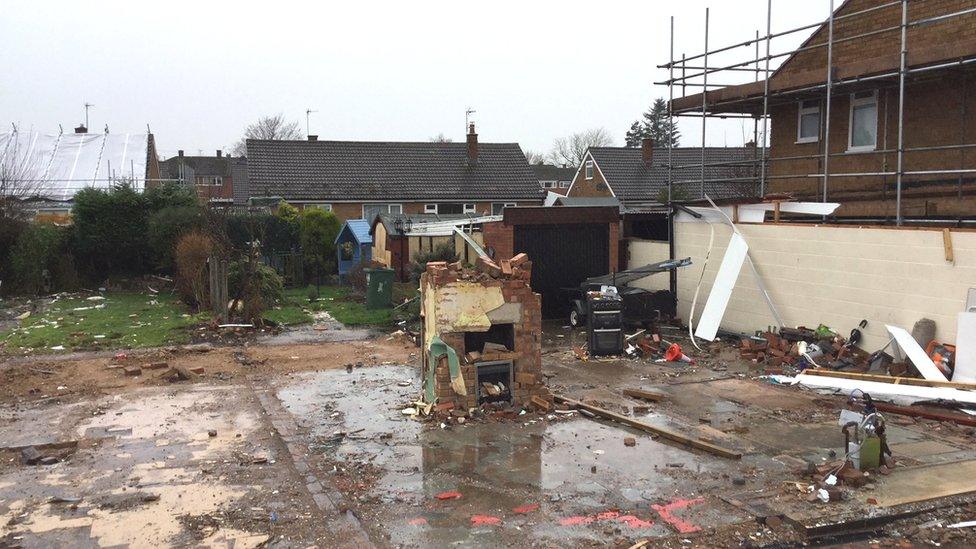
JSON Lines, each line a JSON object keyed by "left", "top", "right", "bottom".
{"left": 476, "top": 360, "right": 513, "bottom": 405}
{"left": 465, "top": 323, "right": 515, "bottom": 354}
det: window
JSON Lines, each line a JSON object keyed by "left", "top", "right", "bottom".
{"left": 540, "top": 180, "right": 557, "bottom": 189}
{"left": 463, "top": 203, "right": 476, "bottom": 214}
{"left": 585, "top": 160, "right": 594, "bottom": 180}
{"left": 424, "top": 204, "right": 437, "bottom": 213}
{"left": 362, "top": 203, "right": 402, "bottom": 221}
{"left": 797, "top": 100, "right": 820, "bottom": 143}
{"left": 306, "top": 203, "right": 332, "bottom": 212}
{"left": 849, "top": 91, "right": 878, "bottom": 151}
{"left": 559, "top": 181, "right": 571, "bottom": 188}
{"left": 194, "top": 176, "right": 223, "bottom": 187}
{"left": 491, "top": 202, "right": 517, "bottom": 215}
{"left": 424, "top": 203, "right": 476, "bottom": 215}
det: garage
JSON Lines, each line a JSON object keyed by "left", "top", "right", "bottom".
{"left": 482, "top": 206, "right": 620, "bottom": 319}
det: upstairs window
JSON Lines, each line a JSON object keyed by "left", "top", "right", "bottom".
{"left": 849, "top": 91, "right": 878, "bottom": 151}
{"left": 559, "top": 180, "right": 571, "bottom": 188}
{"left": 797, "top": 100, "right": 820, "bottom": 143}
{"left": 585, "top": 160, "right": 594, "bottom": 180}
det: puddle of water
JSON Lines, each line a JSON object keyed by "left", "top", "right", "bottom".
{"left": 278, "top": 366, "right": 744, "bottom": 546}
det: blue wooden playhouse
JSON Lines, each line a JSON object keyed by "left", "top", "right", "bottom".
{"left": 335, "top": 219, "right": 373, "bottom": 280}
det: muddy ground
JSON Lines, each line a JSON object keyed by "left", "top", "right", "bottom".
{"left": 2, "top": 321, "right": 976, "bottom": 547}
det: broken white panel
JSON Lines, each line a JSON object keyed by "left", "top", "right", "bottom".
{"left": 675, "top": 202, "right": 840, "bottom": 224}
{"left": 694, "top": 232, "right": 748, "bottom": 341}
{"left": 792, "top": 373, "right": 976, "bottom": 406}
{"left": 886, "top": 324, "right": 949, "bottom": 382}
{"left": 954, "top": 312, "right": 976, "bottom": 383}
{"left": 748, "top": 202, "right": 840, "bottom": 216}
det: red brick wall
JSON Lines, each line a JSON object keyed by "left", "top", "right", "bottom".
{"left": 482, "top": 220, "right": 514, "bottom": 261}
{"left": 567, "top": 157, "right": 614, "bottom": 198}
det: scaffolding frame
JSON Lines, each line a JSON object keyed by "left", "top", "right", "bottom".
{"left": 659, "top": 1, "right": 976, "bottom": 226}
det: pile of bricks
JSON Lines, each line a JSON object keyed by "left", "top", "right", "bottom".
{"left": 741, "top": 328, "right": 884, "bottom": 372}
{"left": 424, "top": 254, "right": 553, "bottom": 414}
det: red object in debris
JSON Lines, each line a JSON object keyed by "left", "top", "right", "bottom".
{"left": 513, "top": 503, "right": 539, "bottom": 514}
{"left": 617, "top": 515, "right": 655, "bottom": 529}
{"left": 559, "top": 515, "right": 595, "bottom": 526}
{"left": 595, "top": 511, "right": 621, "bottom": 521}
{"left": 114, "top": 352, "right": 128, "bottom": 361}
{"left": 434, "top": 491, "right": 462, "bottom": 500}
{"left": 408, "top": 517, "right": 428, "bottom": 526}
{"left": 664, "top": 344, "right": 695, "bottom": 364}
{"left": 652, "top": 497, "right": 704, "bottom": 534}
{"left": 470, "top": 515, "right": 502, "bottom": 526}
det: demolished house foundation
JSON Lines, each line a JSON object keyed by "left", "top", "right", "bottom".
{"left": 420, "top": 254, "right": 553, "bottom": 412}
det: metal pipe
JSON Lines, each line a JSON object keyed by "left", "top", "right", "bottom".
{"left": 668, "top": 15, "right": 675, "bottom": 204}
{"left": 895, "top": 0, "right": 908, "bottom": 226}
{"left": 701, "top": 7, "right": 709, "bottom": 200}
{"left": 759, "top": 0, "right": 772, "bottom": 197}
{"left": 823, "top": 0, "right": 835, "bottom": 205}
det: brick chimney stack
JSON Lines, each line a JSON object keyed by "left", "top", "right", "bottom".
{"left": 178, "top": 150, "right": 184, "bottom": 157}
{"left": 216, "top": 149, "right": 222, "bottom": 158}
{"left": 641, "top": 137, "right": 654, "bottom": 165}
{"left": 467, "top": 123, "right": 478, "bottom": 163}
{"left": 74, "top": 125, "right": 87, "bottom": 134}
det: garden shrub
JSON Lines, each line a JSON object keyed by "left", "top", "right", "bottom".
{"left": 347, "top": 259, "right": 385, "bottom": 294}
{"left": 147, "top": 206, "right": 204, "bottom": 272}
{"left": 298, "top": 208, "right": 341, "bottom": 283}
{"left": 9, "top": 223, "right": 76, "bottom": 295}
{"left": 226, "top": 213, "right": 300, "bottom": 255}
{"left": 0, "top": 216, "right": 26, "bottom": 294}
{"left": 174, "top": 231, "right": 212, "bottom": 309}
{"left": 408, "top": 242, "right": 458, "bottom": 282}
{"left": 228, "top": 261, "right": 284, "bottom": 306}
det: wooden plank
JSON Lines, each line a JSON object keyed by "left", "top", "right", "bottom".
{"left": 622, "top": 388, "right": 667, "bottom": 402}
{"left": 804, "top": 369, "right": 976, "bottom": 391}
{"left": 554, "top": 394, "right": 741, "bottom": 460}
{"left": 943, "top": 228, "right": 954, "bottom": 263}
{"left": 870, "top": 402, "right": 976, "bottom": 427}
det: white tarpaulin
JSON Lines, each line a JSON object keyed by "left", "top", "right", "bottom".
{"left": 0, "top": 130, "right": 150, "bottom": 202}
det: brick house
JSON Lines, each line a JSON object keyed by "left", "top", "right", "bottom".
{"left": 566, "top": 138, "right": 760, "bottom": 206}
{"left": 532, "top": 164, "right": 575, "bottom": 196}
{"left": 159, "top": 150, "right": 239, "bottom": 205}
{"left": 245, "top": 124, "right": 544, "bottom": 223}
{"left": 671, "top": 0, "right": 976, "bottom": 218}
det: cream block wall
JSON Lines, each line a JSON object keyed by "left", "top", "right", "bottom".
{"left": 628, "top": 240, "right": 672, "bottom": 292}
{"left": 645, "top": 224, "right": 975, "bottom": 351}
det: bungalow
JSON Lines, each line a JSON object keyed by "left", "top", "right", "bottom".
{"left": 566, "top": 138, "right": 760, "bottom": 208}
{"left": 246, "top": 124, "right": 544, "bottom": 222}
{"left": 669, "top": 0, "right": 976, "bottom": 218}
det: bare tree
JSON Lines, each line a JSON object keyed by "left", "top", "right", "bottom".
{"left": 232, "top": 114, "right": 303, "bottom": 156}
{"left": 429, "top": 133, "right": 453, "bottom": 143}
{"left": 0, "top": 137, "right": 44, "bottom": 220}
{"left": 523, "top": 150, "right": 545, "bottom": 165}
{"left": 547, "top": 128, "right": 614, "bottom": 168}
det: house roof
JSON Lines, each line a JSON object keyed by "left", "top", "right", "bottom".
{"left": 159, "top": 155, "right": 233, "bottom": 179}
{"left": 554, "top": 196, "right": 622, "bottom": 210}
{"left": 587, "top": 147, "right": 760, "bottom": 202}
{"left": 0, "top": 131, "right": 154, "bottom": 202}
{"left": 230, "top": 157, "right": 248, "bottom": 205}
{"left": 336, "top": 219, "right": 373, "bottom": 246}
{"left": 247, "top": 139, "right": 544, "bottom": 202}
{"left": 532, "top": 164, "right": 575, "bottom": 182}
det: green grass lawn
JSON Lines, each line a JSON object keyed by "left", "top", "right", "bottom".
{"left": 264, "top": 283, "right": 417, "bottom": 328}
{"left": 1, "top": 292, "right": 209, "bottom": 354}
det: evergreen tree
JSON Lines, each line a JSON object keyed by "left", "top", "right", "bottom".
{"left": 641, "top": 98, "right": 680, "bottom": 148}
{"left": 624, "top": 120, "right": 645, "bottom": 148}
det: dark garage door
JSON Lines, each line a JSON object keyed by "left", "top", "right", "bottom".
{"left": 514, "top": 223, "right": 610, "bottom": 319}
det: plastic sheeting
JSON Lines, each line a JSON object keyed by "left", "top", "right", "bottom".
{"left": 0, "top": 131, "right": 150, "bottom": 202}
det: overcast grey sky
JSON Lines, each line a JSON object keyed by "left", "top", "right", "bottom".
{"left": 1, "top": 1, "right": 827, "bottom": 160}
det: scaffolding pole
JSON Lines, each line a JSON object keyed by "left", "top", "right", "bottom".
{"left": 895, "top": 0, "right": 908, "bottom": 226}
{"left": 822, "top": 0, "right": 835, "bottom": 206}
{"left": 701, "top": 7, "right": 709, "bottom": 200}
{"left": 759, "top": 0, "right": 772, "bottom": 197}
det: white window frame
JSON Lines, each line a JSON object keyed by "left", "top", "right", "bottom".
{"left": 463, "top": 203, "right": 476, "bottom": 214}
{"left": 362, "top": 203, "right": 402, "bottom": 219}
{"left": 585, "top": 160, "right": 594, "bottom": 180}
{"left": 491, "top": 202, "right": 517, "bottom": 215}
{"left": 848, "top": 90, "right": 879, "bottom": 152}
{"left": 306, "top": 203, "right": 332, "bottom": 212}
{"left": 796, "top": 100, "right": 820, "bottom": 144}
{"left": 424, "top": 203, "right": 438, "bottom": 213}
{"left": 559, "top": 180, "right": 571, "bottom": 188}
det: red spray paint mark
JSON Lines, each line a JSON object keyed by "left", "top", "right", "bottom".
{"left": 471, "top": 515, "right": 502, "bottom": 526}
{"left": 652, "top": 497, "right": 705, "bottom": 534}
{"left": 434, "top": 491, "right": 462, "bottom": 500}
{"left": 513, "top": 503, "right": 540, "bottom": 514}
{"left": 559, "top": 511, "right": 654, "bottom": 529}
{"left": 617, "top": 515, "right": 655, "bottom": 529}
{"left": 408, "top": 517, "right": 428, "bottom": 526}
{"left": 559, "top": 515, "right": 595, "bottom": 526}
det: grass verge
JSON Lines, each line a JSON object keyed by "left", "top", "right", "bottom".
{"left": 1, "top": 292, "right": 208, "bottom": 354}
{"left": 264, "top": 284, "right": 416, "bottom": 327}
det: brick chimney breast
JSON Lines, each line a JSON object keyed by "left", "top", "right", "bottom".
{"left": 641, "top": 137, "right": 654, "bottom": 165}
{"left": 216, "top": 149, "right": 222, "bottom": 158}
{"left": 467, "top": 123, "right": 478, "bottom": 163}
